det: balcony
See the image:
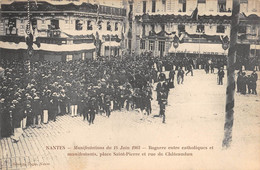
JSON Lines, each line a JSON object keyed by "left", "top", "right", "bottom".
{"left": 0, "top": 34, "right": 94, "bottom": 46}
{"left": 0, "top": 35, "right": 25, "bottom": 43}
{"left": 38, "top": 37, "right": 67, "bottom": 45}
{"left": 99, "top": 5, "right": 126, "bottom": 16}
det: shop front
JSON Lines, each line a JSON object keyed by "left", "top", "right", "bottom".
{"left": 168, "top": 42, "right": 228, "bottom": 69}
{"left": 0, "top": 40, "right": 96, "bottom": 62}
{"left": 168, "top": 42, "right": 228, "bottom": 56}
{"left": 102, "top": 41, "right": 121, "bottom": 57}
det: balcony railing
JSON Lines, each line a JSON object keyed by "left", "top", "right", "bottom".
{"left": 0, "top": 35, "right": 25, "bottom": 43}
{"left": 38, "top": 37, "right": 67, "bottom": 45}
{"left": 99, "top": 5, "right": 126, "bottom": 16}
{"left": 0, "top": 34, "right": 94, "bottom": 46}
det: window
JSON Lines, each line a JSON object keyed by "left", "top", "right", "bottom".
{"left": 75, "top": 20, "right": 83, "bottom": 30}
{"left": 151, "top": 24, "right": 155, "bottom": 31}
{"left": 141, "top": 40, "right": 146, "bottom": 49}
{"left": 66, "top": 55, "right": 73, "bottom": 62}
{"left": 87, "top": 21, "right": 93, "bottom": 30}
{"left": 152, "top": 0, "right": 156, "bottom": 13}
{"left": 107, "top": 22, "right": 111, "bottom": 31}
{"left": 178, "top": 0, "right": 186, "bottom": 12}
{"left": 149, "top": 40, "right": 155, "bottom": 50}
{"left": 158, "top": 41, "right": 165, "bottom": 52}
{"left": 98, "top": 21, "right": 102, "bottom": 30}
{"left": 142, "top": 24, "right": 146, "bottom": 36}
{"left": 50, "top": 19, "right": 59, "bottom": 29}
{"left": 32, "top": 19, "right": 37, "bottom": 32}
{"left": 196, "top": 25, "right": 205, "bottom": 33}
{"left": 251, "top": 25, "right": 256, "bottom": 34}
{"left": 7, "top": 18, "right": 17, "bottom": 35}
{"left": 217, "top": 25, "right": 225, "bottom": 33}
{"left": 198, "top": 0, "right": 206, "bottom": 3}
{"left": 178, "top": 25, "right": 185, "bottom": 33}
{"left": 238, "top": 26, "right": 246, "bottom": 34}
{"left": 162, "top": 0, "right": 166, "bottom": 12}
{"left": 115, "top": 22, "right": 118, "bottom": 31}
{"left": 143, "top": 1, "right": 147, "bottom": 13}
{"left": 240, "top": 0, "right": 248, "bottom": 12}
{"left": 128, "top": 39, "right": 132, "bottom": 51}
{"left": 161, "top": 24, "right": 165, "bottom": 31}
{"left": 8, "top": 18, "right": 16, "bottom": 28}
{"left": 218, "top": 0, "right": 226, "bottom": 12}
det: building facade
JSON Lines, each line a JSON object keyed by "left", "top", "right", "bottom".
{"left": 238, "top": 0, "right": 260, "bottom": 69}
{"left": 0, "top": 0, "right": 259, "bottom": 67}
{"left": 130, "top": 0, "right": 260, "bottom": 68}
{"left": 0, "top": 0, "right": 127, "bottom": 61}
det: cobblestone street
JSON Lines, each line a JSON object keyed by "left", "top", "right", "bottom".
{"left": 1, "top": 70, "right": 260, "bottom": 170}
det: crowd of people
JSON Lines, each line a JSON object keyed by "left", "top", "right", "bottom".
{"left": 0, "top": 53, "right": 173, "bottom": 141}
{"left": 236, "top": 70, "right": 258, "bottom": 95}
{"left": 0, "top": 53, "right": 258, "bottom": 141}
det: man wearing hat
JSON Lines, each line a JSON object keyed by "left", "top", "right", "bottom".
{"left": 88, "top": 95, "right": 97, "bottom": 125}
{"left": 51, "top": 92, "right": 59, "bottom": 121}
{"left": 177, "top": 67, "right": 184, "bottom": 84}
{"left": 156, "top": 73, "right": 169, "bottom": 102}
{"left": 251, "top": 70, "right": 258, "bottom": 95}
{"left": 59, "top": 89, "right": 67, "bottom": 115}
{"left": 32, "top": 95, "right": 42, "bottom": 128}
{"left": 42, "top": 89, "right": 51, "bottom": 124}
{"left": 217, "top": 67, "right": 225, "bottom": 85}
{"left": 104, "top": 91, "right": 112, "bottom": 117}
{"left": 158, "top": 86, "right": 168, "bottom": 123}
{"left": 70, "top": 89, "right": 78, "bottom": 117}
{"left": 241, "top": 72, "right": 247, "bottom": 95}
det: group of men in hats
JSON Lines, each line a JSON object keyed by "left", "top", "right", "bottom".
{"left": 237, "top": 70, "right": 258, "bottom": 95}
{"left": 0, "top": 53, "right": 175, "bottom": 140}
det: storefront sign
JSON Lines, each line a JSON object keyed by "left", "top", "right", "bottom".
{"left": 169, "top": 43, "right": 226, "bottom": 55}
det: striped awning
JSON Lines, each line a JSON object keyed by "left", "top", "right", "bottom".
{"left": 103, "top": 41, "right": 120, "bottom": 47}
{"left": 169, "top": 43, "right": 227, "bottom": 55}
{"left": 0, "top": 41, "right": 95, "bottom": 52}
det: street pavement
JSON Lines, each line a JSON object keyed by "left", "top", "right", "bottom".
{"left": 0, "top": 70, "right": 260, "bottom": 170}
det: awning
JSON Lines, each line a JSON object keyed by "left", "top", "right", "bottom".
{"left": 103, "top": 41, "right": 120, "bottom": 47}
{"left": 168, "top": 43, "right": 227, "bottom": 55}
{"left": 2, "top": 0, "right": 89, "bottom": 5}
{"left": 0, "top": 41, "right": 95, "bottom": 52}
{"left": 62, "top": 30, "right": 95, "bottom": 37}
